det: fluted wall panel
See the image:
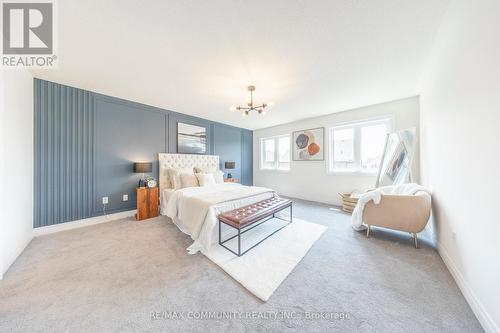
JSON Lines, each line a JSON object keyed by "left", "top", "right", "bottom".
{"left": 34, "top": 79, "right": 94, "bottom": 227}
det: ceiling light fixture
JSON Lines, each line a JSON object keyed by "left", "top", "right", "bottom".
{"left": 230, "top": 86, "right": 271, "bottom": 116}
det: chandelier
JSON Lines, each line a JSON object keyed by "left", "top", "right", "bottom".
{"left": 230, "top": 86, "right": 271, "bottom": 116}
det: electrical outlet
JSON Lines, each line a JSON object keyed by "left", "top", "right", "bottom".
{"left": 102, "top": 196, "right": 109, "bottom": 204}
{"left": 122, "top": 194, "right": 128, "bottom": 202}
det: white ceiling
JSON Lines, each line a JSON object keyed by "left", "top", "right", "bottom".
{"left": 32, "top": 0, "right": 449, "bottom": 130}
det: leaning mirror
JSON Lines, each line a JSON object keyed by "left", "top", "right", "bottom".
{"left": 376, "top": 128, "right": 416, "bottom": 187}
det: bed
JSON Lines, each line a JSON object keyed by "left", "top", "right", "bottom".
{"left": 158, "top": 153, "right": 276, "bottom": 254}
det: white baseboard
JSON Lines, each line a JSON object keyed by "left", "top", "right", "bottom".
{"left": 33, "top": 210, "right": 136, "bottom": 237}
{"left": 438, "top": 243, "right": 499, "bottom": 333}
{"left": 0, "top": 233, "right": 33, "bottom": 280}
{"left": 276, "top": 192, "right": 341, "bottom": 207}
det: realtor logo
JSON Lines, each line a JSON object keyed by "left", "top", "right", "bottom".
{"left": 1, "top": 0, "right": 57, "bottom": 67}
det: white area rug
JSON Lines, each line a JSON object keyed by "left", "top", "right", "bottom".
{"left": 203, "top": 218, "right": 327, "bottom": 301}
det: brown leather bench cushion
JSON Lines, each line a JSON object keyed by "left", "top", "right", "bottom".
{"left": 218, "top": 197, "right": 292, "bottom": 229}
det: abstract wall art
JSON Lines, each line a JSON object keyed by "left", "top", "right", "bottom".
{"left": 292, "top": 127, "right": 324, "bottom": 161}
{"left": 177, "top": 122, "right": 207, "bottom": 154}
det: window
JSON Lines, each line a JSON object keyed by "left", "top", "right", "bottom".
{"left": 332, "top": 127, "right": 355, "bottom": 171}
{"left": 329, "top": 118, "right": 391, "bottom": 174}
{"left": 260, "top": 135, "right": 290, "bottom": 171}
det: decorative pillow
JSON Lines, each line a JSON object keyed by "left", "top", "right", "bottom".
{"left": 194, "top": 165, "right": 218, "bottom": 174}
{"left": 195, "top": 173, "right": 216, "bottom": 187}
{"left": 168, "top": 167, "right": 194, "bottom": 189}
{"left": 193, "top": 166, "right": 224, "bottom": 184}
{"left": 214, "top": 170, "right": 224, "bottom": 184}
{"left": 180, "top": 173, "right": 199, "bottom": 188}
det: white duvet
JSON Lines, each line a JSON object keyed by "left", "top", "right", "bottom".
{"left": 163, "top": 183, "right": 275, "bottom": 254}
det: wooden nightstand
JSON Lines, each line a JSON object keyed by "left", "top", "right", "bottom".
{"left": 136, "top": 187, "right": 159, "bottom": 221}
{"left": 224, "top": 178, "right": 239, "bottom": 183}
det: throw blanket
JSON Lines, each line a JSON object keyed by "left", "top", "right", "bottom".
{"left": 351, "top": 183, "right": 432, "bottom": 231}
{"left": 165, "top": 184, "right": 275, "bottom": 253}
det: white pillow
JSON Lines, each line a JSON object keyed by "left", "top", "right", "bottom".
{"left": 193, "top": 166, "right": 224, "bottom": 184}
{"left": 196, "top": 173, "right": 216, "bottom": 187}
{"left": 194, "top": 165, "right": 218, "bottom": 174}
{"left": 180, "top": 173, "right": 199, "bottom": 188}
{"left": 168, "top": 167, "right": 194, "bottom": 189}
{"left": 214, "top": 170, "right": 224, "bottom": 184}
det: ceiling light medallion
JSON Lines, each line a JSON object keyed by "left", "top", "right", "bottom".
{"left": 230, "top": 86, "right": 272, "bottom": 116}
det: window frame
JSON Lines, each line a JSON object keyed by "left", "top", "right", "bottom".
{"left": 259, "top": 134, "right": 291, "bottom": 172}
{"left": 327, "top": 116, "right": 393, "bottom": 176}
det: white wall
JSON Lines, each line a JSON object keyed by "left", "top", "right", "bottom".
{"left": 253, "top": 97, "right": 420, "bottom": 206}
{"left": 419, "top": 1, "right": 500, "bottom": 332}
{"left": 0, "top": 69, "right": 34, "bottom": 279}
{"left": 0, "top": 70, "right": 4, "bottom": 277}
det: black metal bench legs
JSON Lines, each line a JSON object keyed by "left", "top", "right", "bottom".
{"left": 218, "top": 203, "right": 293, "bottom": 256}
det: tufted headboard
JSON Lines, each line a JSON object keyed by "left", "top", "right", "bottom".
{"left": 158, "top": 153, "right": 219, "bottom": 191}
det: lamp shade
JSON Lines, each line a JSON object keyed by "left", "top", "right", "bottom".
{"left": 224, "top": 161, "right": 235, "bottom": 170}
{"left": 133, "top": 162, "right": 152, "bottom": 173}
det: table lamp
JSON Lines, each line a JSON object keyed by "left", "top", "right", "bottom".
{"left": 225, "top": 161, "right": 235, "bottom": 179}
{"left": 133, "top": 162, "right": 152, "bottom": 187}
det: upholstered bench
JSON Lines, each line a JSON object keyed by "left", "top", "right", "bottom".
{"left": 218, "top": 197, "right": 293, "bottom": 256}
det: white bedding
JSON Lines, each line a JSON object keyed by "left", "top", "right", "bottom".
{"left": 162, "top": 183, "right": 275, "bottom": 254}
{"left": 160, "top": 188, "right": 175, "bottom": 214}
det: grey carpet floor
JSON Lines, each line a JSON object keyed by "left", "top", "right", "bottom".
{"left": 0, "top": 198, "right": 483, "bottom": 332}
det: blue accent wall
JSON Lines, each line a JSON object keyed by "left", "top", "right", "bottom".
{"left": 214, "top": 125, "right": 242, "bottom": 180}
{"left": 241, "top": 129, "right": 253, "bottom": 186}
{"left": 34, "top": 79, "right": 253, "bottom": 228}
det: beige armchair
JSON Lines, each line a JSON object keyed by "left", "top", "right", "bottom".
{"left": 363, "top": 191, "right": 431, "bottom": 248}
